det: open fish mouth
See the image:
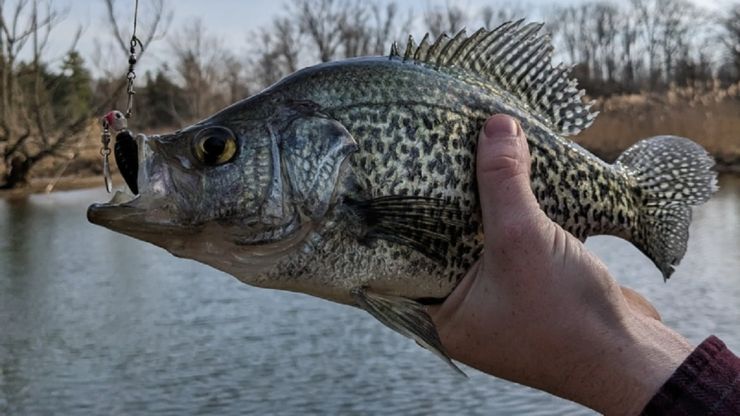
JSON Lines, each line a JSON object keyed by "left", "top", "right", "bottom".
{"left": 87, "top": 192, "right": 179, "bottom": 235}
{"left": 87, "top": 189, "right": 139, "bottom": 223}
{"left": 87, "top": 134, "right": 171, "bottom": 231}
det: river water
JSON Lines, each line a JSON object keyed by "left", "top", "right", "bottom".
{"left": 1, "top": 176, "right": 738, "bottom": 415}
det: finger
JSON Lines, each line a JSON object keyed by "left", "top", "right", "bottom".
{"left": 620, "top": 286, "right": 662, "bottom": 321}
{"left": 476, "top": 114, "right": 541, "bottom": 246}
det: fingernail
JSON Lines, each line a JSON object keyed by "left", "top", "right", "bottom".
{"left": 484, "top": 115, "right": 519, "bottom": 140}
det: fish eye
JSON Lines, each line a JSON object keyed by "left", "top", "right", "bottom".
{"left": 193, "top": 127, "right": 238, "bottom": 166}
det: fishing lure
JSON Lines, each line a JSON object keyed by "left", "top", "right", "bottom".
{"left": 100, "top": 0, "right": 142, "bottom": 193}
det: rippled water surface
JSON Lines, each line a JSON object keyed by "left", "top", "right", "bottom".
{"left": 1, "top": 176, "right": 739, "bottom": 415}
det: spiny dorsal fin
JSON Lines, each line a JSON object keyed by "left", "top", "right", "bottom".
{"left": 389, "top": 21, "right": 598, "bottom": 136}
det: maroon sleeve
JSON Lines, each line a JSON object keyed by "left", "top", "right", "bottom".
{"left": 642, "top": 336, "right": 740, "bottom": 415}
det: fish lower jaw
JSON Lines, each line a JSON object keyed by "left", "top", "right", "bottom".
{"left": 108, "top": 189, "right": 138, "bottom": 205}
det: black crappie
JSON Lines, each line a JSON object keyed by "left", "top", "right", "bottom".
{"left": 88, "top": 22, "right": 717, "bottom": 373}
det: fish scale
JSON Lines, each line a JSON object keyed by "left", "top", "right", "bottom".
{"left": 312, "top": 93, "right": 630, "bottom": 284}
{"left": 88, "top": 22, "right": 717, "bottom": 374}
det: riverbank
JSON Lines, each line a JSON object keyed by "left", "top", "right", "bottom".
{"left": 576, "top": 86, "right": 740, "bottom": 173}
{"left": 0, "top": 175, "right": 122, "bottom": 200}
{"left": 3, "top": 84, "right": 739, "bottom": 199}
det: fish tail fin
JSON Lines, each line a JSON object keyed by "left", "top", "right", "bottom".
{"left": 616, "top": 135, "right": 718, "bottom": 280}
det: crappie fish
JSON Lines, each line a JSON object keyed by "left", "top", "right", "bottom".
{"left": 88, "top": 22, "right": 717, "bottom": 372}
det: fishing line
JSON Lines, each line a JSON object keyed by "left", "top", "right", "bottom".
{"left": 100, "top": 0, "right": 142, "bottom": 193}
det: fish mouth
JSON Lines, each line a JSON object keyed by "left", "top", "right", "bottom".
{"left": 87, "top": 190, "right": 139, "bottom": 225}
{"left": 87, "top": 133, "right": 184, "bottom": 237}
{"left": 87, "top": 191, "right": 194, "bottom": 240}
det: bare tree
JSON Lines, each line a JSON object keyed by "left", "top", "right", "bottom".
{"left": 102, "top": 0, "right": 170, "bottom": 63}
{"left": 337, "top": 1, "right": 411, "bottom": 57}
{"left": 0, "top": 0, "right": 169, "bottom": 189}
{"left": 94, "top": 0, "right": 171, "bottom": 96}
{"left": 250, "top": 16, "right": 301, "bottom": 87}
{"left": 720, "top": 3, "right": 740, "bottom": 81}
{"left": 424, "top": 4, "right": 468, "bottom": 37}
{"left": 548, "top": 0, "right": 715, "bottom": 94}
{"left": 551, "top": 5, "right": 583, "bottom": 65}
{"left": 273, "top": 17, "right": 300, "bottom": 73}
{"left": 222, "top": 53, "right": 250, "bottom": 104}
{"left": 295, "top": 0, "right": 345, "bottom": 62}
{"left": 593, "top": 3, "right": 619, "bottom": 83}
{"left": 252, "top": 31, "right": 286, "bottom": 88}
{"left": 0, "top": 0, "right": 69, "bottom": 188}
{"left": 364, "top": 2, "right": 411, "bottom": 56}
{"left": 631, "top": 0, "right": 662, "bottom": 87}
{"left": 657, "top": 0, "right": 699, "bottom": 83}
{"left": 169, "top": 18, "right": 255, "bottom": 122}
{"left": 479, "top": 3, "right": 528, "bottom": 29}
{"left": 619, "top": 6, "right": 640, "bottom": 90}
{"left": 249, "top": 0, "right": 412, "bottom": 90}
{"left": 630, "top": 0, "right": 701, "bottom": 88}
{"left": 170, "top": 19, "right": 225, "bottom": 119}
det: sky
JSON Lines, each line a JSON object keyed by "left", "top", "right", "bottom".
{"left": 37, "top": 0, "right": 737, "bottom": 76}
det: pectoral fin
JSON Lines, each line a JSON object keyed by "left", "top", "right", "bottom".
{"left": 347, "top": 196, "right": 473, "bottom": 266}
{"left": 350, "top": 287, "right": 466, "bottom": 376}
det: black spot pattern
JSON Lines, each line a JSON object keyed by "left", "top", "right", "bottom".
{"left": 257, "top": 57, "right": 678, "bottom": 299}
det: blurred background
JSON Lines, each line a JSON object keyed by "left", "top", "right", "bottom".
{"left": 0, "top": 0, "right": 738, "bottom": 191}
{"left": 1, "top": 1, "right": 739, "bottom": 415}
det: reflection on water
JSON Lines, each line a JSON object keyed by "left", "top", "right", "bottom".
{"left": 1, "top": 176, "right": 739, "bottom": 415}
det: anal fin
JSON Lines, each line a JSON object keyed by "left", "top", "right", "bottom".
{"left": 350, "top": 287, "right": 466, "bottom": 376}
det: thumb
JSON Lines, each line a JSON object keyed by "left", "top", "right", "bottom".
{"left": 476, "top": 114, "right": 541, "bottom": 245}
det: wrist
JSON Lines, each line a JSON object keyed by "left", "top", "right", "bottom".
{"left": 563, "top": 312, "right": 692, "bottom": 415}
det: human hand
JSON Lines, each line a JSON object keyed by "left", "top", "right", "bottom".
{"left": 429, "top": 114, "right": 692, "bottom": 415}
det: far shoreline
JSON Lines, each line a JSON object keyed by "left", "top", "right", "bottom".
{"left": 2, "top": 166, "right": 739, "bottom": 200}
{"left": 0, "top": 176, "right": 121, "bottom": 200}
